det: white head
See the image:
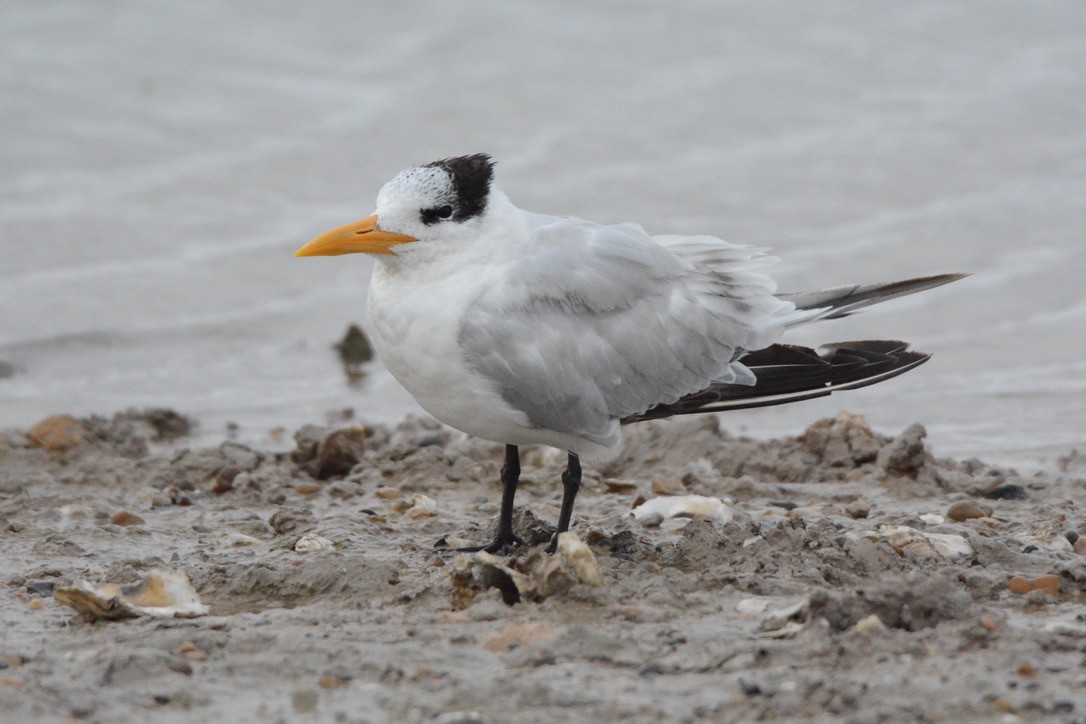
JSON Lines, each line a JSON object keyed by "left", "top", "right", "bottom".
{"left": 295, "top": 154, "right": 498, "bottom": 260}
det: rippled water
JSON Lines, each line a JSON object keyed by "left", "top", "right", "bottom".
{"left": 3, "top": 2, "right": 1084, "bottom": 469}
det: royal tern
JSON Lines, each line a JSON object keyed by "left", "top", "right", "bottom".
{"left": 296, "top": 154, "right": 963, "bottom": 553}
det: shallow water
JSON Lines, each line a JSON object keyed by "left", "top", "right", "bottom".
{"left": 3, "top": 1, "right": 1085, "bottom": 469}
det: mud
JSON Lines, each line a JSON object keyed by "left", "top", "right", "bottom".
{"left": 1, "top": 409, "right": 1084, "bottom": 722}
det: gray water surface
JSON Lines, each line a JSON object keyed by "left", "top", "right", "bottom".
{"left": 3, "top": 2, "right": 1084, "bottom": 469}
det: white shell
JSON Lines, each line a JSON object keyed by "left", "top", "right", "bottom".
{"left": 294, "top": 533, "right": 334, "bottom": 552}
{"left": 631, "top": 495, "right": 733, "bottom": 528}
{"left": 53, "top": 569, "right": 208, "bottom": 620}
{"left": 877, "top": 525, "right": 973, "bottom": 560}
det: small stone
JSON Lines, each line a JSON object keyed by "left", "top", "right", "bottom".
{"left": 375, "top": 487, "right": 403, "bottom": 500}
{"left": 292, "top": 688, "right": 318, "bottom": 714}
{"left": 25, "top": 580, "right": 55, "bottom": 597}
{"left": 212, "top": 466, "right": 241, "bottom": 495}
{"left": 1032, "top": 574, "right": 1060, "bottom": 595}
{"left": 1065, "top": 530, "right": 1079, "bottom": 545}
{"left": 852, "top": 614, "right": 888, "bottom": 634}
{"left": 309, "top": 427, "right": 368, "bottom": 480}
{"left": 319, "top": 675, "right": 347, "bottom": 689}
{"left": 1008, "top": 574, "right": 1060, "bottom": 595}
{"left": 947, "top": 501, "right": 993, "bottom": 522}
{"left": 877, "top": 423, "right": 929, "bottom": 476}
{"left": 1075, "top": 538, "right": 1086, "bottom": 555}
{"left": 335, "top": 324, "right": 373, "bottom": 367}
{"left": 28, "top": 598, "right": 44, "bottom": 611}
{"left": 604, "top": 479, "right": 639, "bottom": 494}
{"left": 294, "top": 483, "right": 321, "bottom": 496}
{"left": 985, "top": 484, "right": 1028, "bottom": 501}
{"left": 844, "top": 499, "right": 871, "bottom": 519}
{"left": 182, "top": 648, "right": 207, "bottom": 662}
{"left": 27, "top": 415, "right": 86, "bottom": 452}
{"left": 650, "top": 475, "right": 682, "bottom": 495}
{"left": 110, "top": 511, "right": 145, "bottom": 527}
{"left": 0, "top": 675, "right": 26, "bottom": 689}
{"left": 1017, "top": 662, "right": 1035, "bottom": 677}
{"left": 1007, "top": 576, "right": 1032, "bottom": 594}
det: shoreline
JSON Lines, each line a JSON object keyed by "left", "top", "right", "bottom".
{"left": 1, "top": 408, "right": 1083, "bottom": 721}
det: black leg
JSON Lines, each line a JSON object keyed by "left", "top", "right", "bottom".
{"left": 436, "top": 444, "right": 524, "bottom": 554}
{"left": 546, "top": 452, "right": 581, "bottom": 553}
{"left": 489, "top": 444, "right": 522, "bottom": 551}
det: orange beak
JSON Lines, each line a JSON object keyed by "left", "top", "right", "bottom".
{"left": 294, "top": 215, "right": 417, "bottom": 257}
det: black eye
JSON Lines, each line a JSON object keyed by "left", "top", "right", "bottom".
{"left": 420, "top": 205, "right": 455, "bottom": 225}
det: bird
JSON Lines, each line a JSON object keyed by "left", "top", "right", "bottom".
{"left": 295, "top": 153, "right": 964, "bottom": 554}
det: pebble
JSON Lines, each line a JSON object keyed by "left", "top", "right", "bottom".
{"left": 985, "top": 483, "right": 1028, "bottom": 501}
{"left": 844, "top": 500, "right": 871, "bottom": 519}
{"left": 650, "top": 475, "right": 683, "bottom": 495}
{"left": 1008, "top": 574, "right": 1060, "bottom": 595}
{"left": 947, "top": 501, "right": 993, "bottom": 522}
{"left": 319, "top": 675, "right": 347, "bottom": 690}
{"left": 179, "top": 642, "right": 207, "bottom": 662}
{"left": 27, "top": 598, "right": 44, "bottom": 611}
{"left": 1075, "top": 538, "right": 1086, "bottom": 555}
{"left": 311, "top": 427, "right": 368, "bottom": 479}
{"left": 110, "top": 511, "right": 145, "bottom": 527}
{"left": 211, "top": 466, "right": 241, "bottom": 494}
{"left": 27, "top": 415, "right": 86, "bottom": 452}
{"left": 852, "top": 614, "right": 889, "bottom": 634}
{"left": 374, "top": 486, "right": 403, "bottom": 500}
{"left": 0, "top": 675, "right": 26, "bottom": 689}
{"left": 291, "top": 688, "right": 318, "bottom": 714}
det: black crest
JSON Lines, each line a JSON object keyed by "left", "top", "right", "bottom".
{"left": 426, "top": 154, "right": 494, "bottom": 222}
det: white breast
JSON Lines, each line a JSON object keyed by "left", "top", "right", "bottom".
{"left": 365, "top": 261, "right": 535, "bottom": 443}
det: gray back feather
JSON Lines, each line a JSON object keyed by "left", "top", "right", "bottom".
{"left": 458, "top": 218, "right": 790, "bottom": 443}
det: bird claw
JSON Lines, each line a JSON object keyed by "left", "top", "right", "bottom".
{"left": 434, "top": 533, "right": 525, "bottom": 555}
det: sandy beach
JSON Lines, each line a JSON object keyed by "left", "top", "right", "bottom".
{"left": 2, "top": 408, "right": 1084, "bottom": 721}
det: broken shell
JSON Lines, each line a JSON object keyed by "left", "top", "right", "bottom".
{"left": 449, "top": 533, "right": 604, "bottom": 607}
{"left": 631, "top": 495, "right": 733, "bottom": 528}
{"left": 736, "top": 596, "right": 810, "bottom": 639}
{"left": 294, "top": 533, "right": 334, "bottom": 553}
{"left": 877, "top": 525, "right": 972, "bottom": 560}
{"left": 402, "top": 493, "right": 438, "bottom": 518}
{"left": 533, "top": 532, "right": 604, "bottom": 597}
{"left": 53, "top": 569, "right": 208, "bottom": 621}
{"left": 852, "top": 614, "right": 889, "bottom": 634}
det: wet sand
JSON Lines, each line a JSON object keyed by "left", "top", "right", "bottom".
{"left": 2, "top": 408, "right": 1083, "bottom": 722}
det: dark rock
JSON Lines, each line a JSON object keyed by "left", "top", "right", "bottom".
{"left": 984, "top": 484, "right": 1028, "bottom": 501}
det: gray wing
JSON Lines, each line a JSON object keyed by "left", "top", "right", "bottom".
{"left": 458, "top": 218, "right": 792, "bottom": 444}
